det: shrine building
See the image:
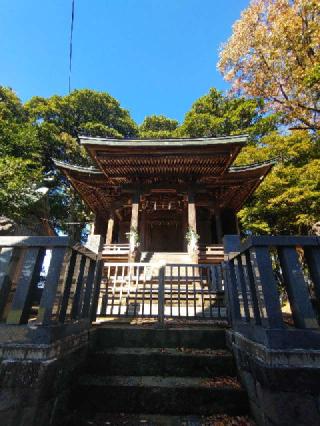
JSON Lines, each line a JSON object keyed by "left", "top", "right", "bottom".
{"left": 54, "top": 135, "right": 272, "bottom": 263}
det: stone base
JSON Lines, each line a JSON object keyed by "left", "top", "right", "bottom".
{"left": 227, "top": 330, "right": 320, "bottom": 426}
{"left": 0, "top": 331, "right": 89, "bottom": 426}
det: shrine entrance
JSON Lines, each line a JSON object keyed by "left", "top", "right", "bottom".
{"left": 145, "top": 211, "right": 185, "bottom": 252}
{"left": 140, "top": 192, "right": 187, "bottom": 253}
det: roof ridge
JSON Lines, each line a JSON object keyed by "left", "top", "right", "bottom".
{"left": 78, "top": 134, "right": 249, "bottom": 145}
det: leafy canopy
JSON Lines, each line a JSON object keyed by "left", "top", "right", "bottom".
{"left": 26, "top": 89, "right": 138, "bottom": 138}
{"left": 0, "top": 88, "right": 139, "bottom": 236}
{"left": 0, "top": 87, "right": 43, "bottom": 220}
{"left": 0, "top": 157, "right": 43, "bottom": 220}
{"left": 236, "top": 131, "right": 320, "bottom": 234}
{"left": 177, "top": 88, "right": 278, "bottom": 140}
{"left": 139, "top": 114, "right": 179, "bottom": 139}
{"left": 218, "top": 0, "right": 320, "bottom": 130}
{"left": 25, "top": 89, "right": 139, "bottom": 237}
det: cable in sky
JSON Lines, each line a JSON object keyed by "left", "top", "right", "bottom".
{"left": 68, "top": 0, "right": 75, "bottom": 93}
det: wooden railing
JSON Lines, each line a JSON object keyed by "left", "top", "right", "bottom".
{"left": 224, "top": 236, "right": 320, "bottom": 349}
{"left": 98, "top": 262, "right": 226, "bottom": 321}
{"left": 101, "top": 243, "right": 130, "bottom": 262}
{"left": 102, "top": 243, "right": 130, "bottom": 254}
{"left": 160, "top": 264, "right": 225, "bottom": 321}
{"left": 0, "top": 236, "right": 103, "bottom": 330}
{"left": 97, "top": 263, "right": 160, "bottom": 317}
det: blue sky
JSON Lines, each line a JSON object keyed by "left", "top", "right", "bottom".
{"left": 0, "top": 0, "right": 249, "bottom": 124}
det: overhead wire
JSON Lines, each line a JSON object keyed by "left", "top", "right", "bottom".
{"left": 68, "top": 0, "right": 75, "bottom": 93}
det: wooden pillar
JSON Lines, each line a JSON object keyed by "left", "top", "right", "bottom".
{"left": 129, "top": 193, "right": 140, "bottom": 261}
{"left": 90, "top": 221, "right": 95, "bottom": 235}
{"left": 187, "top": 192, "right": 197, "bottom": 233}
{"left": 187, "top": 192, "right": 198, "bottom": 263}
{"left": 140, "top": 209, "right": 146, "bottom": 251}
{"left": 106, "top": 212, "right": 115, "bottom": 244}
{"left": 182, "top": 206, "right": 188, "bottom": 252}
{"left": 130, "top": 193, "right": 139, "bottom": 230}
{"left": 215, "top": 209, "right": 223, "bottom": 244}
{"left": 93, "top": 214, "right": 107, "bottom": 239}
{"left": 235, "top": 212, "right": 240, "bottom": 235}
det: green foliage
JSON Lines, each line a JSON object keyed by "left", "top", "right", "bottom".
{"left": 26, "top": 89, "right": 138, "bottom": 138}
{"left": 0, "top": 88, "right": 139, "bottom": 234}
{"left": 25, "top": 89, "right": 139, "bottom": 169}
{"left": 0, "top": 87, "right": 44, "bottom": 218}
{"left": 177, "top": 88, "right": 278, "bottom": 140}
{"left": 139, "top": 114, "right": 179, "bottom": 139}
{"left": 80, "top": 122, "right": 123, "bottom": 139}
{"left": 25, "top": 89, "right": 139, "bottom": 235}
{"left": 0, "top": 86, "right": 26, "bottom": 123}
{"left": 237, "top": 131, "right": 320, "bottom": 234}
{"left": 0, "top": 156, "right": 43, "bottom": 220}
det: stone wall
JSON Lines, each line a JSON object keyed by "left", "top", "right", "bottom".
{"left": 227, "top": 330, "right": 320, "bottom": 426}
{"left": 0, "top": 331, "right": 89, "bottom": 426}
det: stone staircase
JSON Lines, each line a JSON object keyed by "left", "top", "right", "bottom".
{"left": 68, "top": 325, "right": 250, "bottom": 425}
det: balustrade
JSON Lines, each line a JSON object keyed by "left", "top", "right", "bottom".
{"left": 224, "top": 235, "right": 320, "bottom": 349}
{"left": 0, "top": 236, "right": 103, "bottom": 336}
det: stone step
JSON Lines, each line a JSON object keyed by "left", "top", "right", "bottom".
{"left": 140, "top": 252, "right": 192, "bottom": 264}
{"left": 92, "top": 326, "right": 227, "bottom": 350}
{"left": 68, "top": 413, "right": 254, "bottom": 426}
{"left": 86, "top": 347, "right": 236, "bottom": 377}
{"left": 102, "top": 286, "right": 221, "bottom": 293}
{"left": 72, "top": 375, "right": 249, "bottom": 416}
{"left": 101, "top": 295, "right": 222, "bottom": 302}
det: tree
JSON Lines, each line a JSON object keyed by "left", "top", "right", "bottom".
{"left": 0, "top": 87, "right": 44, "bottom": 220}
{"left": 26, "top": 89, "right": 138, "bottom": 168}
{"left": 177, "top": 88, "right": 278, "bottom": 140}
{"left": 218, "top": 0, "right": 320, "bottom": 130}
{"left": 0, "top": 157, "right": 43, "bottom": 220}
{"left": 25, "top": 89, "right": 139, "bottom": 237}
{"left": 0, "top": 88, "right": 139, "bottom": 236}
{"left": 139, "top": 114, "right": 179, "bottom": 138}
{"left": 26, "top": 89, "right": 138, "bottom": 139}
{"left": 236, "top": 131, "right": 320, "bottom": 234}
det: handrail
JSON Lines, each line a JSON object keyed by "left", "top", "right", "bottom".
{"left": 228, "top": 235, "right": 320, "bottom": 260}
{"left": 0, "top": 235, "right": 103, "bottom": 329}
{"left": 223, "top": 235, "right": 320, "bottom": 349}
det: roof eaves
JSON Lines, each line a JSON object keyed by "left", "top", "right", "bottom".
{"left": 228, "top": 159, "right": 276, "bottom": 173}
{"left": 53, "top": 159, "right": 103, "bottom": 175}
{"left": 78, "top": 134, "right": 249, "bottom": 147}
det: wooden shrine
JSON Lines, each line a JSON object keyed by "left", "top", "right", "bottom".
{"left": 55, "top": 135, "right": 273, "bottom": 262}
